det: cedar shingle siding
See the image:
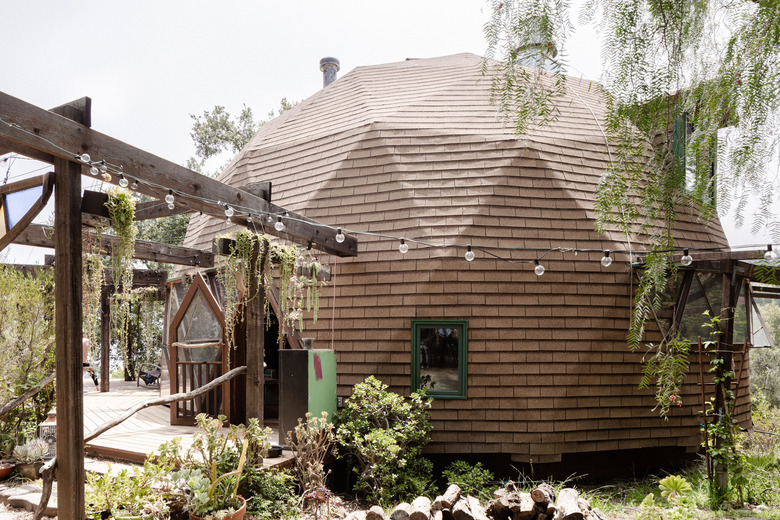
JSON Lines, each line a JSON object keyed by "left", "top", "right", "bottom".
{"left": 184, "top": 54, "right": 748, "bottom": 465}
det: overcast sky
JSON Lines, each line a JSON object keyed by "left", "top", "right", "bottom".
{"left": 0, "top": 1, "right": 770, "bottom": 263}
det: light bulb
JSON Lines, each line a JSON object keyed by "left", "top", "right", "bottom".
{"left": 99, "top": 161, "right": 107, "bottom": 173}
{"left": 680, "top": 249, "right": 693, "bottom": 266}
{"left": 399, "top": 239, "right": 409, "bottom": 254}
{"left": 335, "top": 229, "right": 345, "bottom": 243}
{"left": 89, "top": 166, "right": 99, "bottom": 176}
{"left": 102, "top": 173, "right": 111, "bottom": 183}
{"left": 765, "top": 245, "right": 777, "bottom": 261}
{"left": 534, "top": 260, "right": 545, "bottom": 276}
{"left": 465, "top": 245, "right": 475, "bottom": 262}
{"left": 165, "top": 190, "right": 175, "bottom": 204}
{"left": 275, "top": 216, "right": 285, "bottom": 231}
{"left": 118, "top": 175, "right": 129, "bottom": 188}
{"left": 130, "top": 181, "right": 138, "bottom": 190}
{"left": 225, "top": 206, "right": 234, "bottom": 218}
{"left": 601, "top": 251, "right": 612, "bottom": 267}
{"left": 78, "top": 154, "right": 91, "bottom": 164}
{"left": 167, "top": 202, "right": 175, "bottom": 210}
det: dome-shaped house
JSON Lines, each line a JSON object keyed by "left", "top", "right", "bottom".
{"left": 182, "top": 53, "right": 753, "bottom": 475}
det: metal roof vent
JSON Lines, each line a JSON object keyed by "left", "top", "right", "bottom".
{"left": 319, "top": 57, "right": 340, "bottom": 87}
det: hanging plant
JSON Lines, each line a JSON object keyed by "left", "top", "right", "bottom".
{"left": 216, "top": 230, "right": 326, "bottom": 352}
{"left": 134, "top": 286, "right": 163, "bottom": 368}
{"left": 82, "top": 223, "right": 106, "bottom": 363}
{"left": 105, "top": 189, "right": 138, "bottom": 368}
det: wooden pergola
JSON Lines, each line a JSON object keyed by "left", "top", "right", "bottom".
{"left": 0, "top": 91, "right": 357, "bottom": 520}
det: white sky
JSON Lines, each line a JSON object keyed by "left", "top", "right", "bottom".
{"left": 0, "top": 0, "right": 771, "bottom": 263}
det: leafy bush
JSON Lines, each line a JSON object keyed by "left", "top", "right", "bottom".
{"left": 286, "top": 411, "right": 334, "bottom": 497}
{"left": 0, "top": 266, "right": 55, "bottom": 440}
{"left": 442, "top": 460, "right": 495, "bottom": 501}
{"left": 335, "top": 376, "right": 434, "bottom": 505}
{"left": 241, "top": 468, "right": 298, "bottom": 520}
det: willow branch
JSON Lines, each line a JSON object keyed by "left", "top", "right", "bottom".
{"left": 0, "top": 372, "right": 55, "bottom": 419}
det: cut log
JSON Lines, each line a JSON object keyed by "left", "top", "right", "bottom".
{"left": 440, "top": 484, "right": 462, "bottom": 510}
{"left": 390, "top": 503, "right": 413, "bottom": 520}
{"left": 411, "top": 496, "right": 433, "bottom": 520}
{"left": 577, "top": 497, "right": 591, "bottom": 512}
{"left": 531, "top": 482, "right": 556, "bottom": 505}
{"left": 432, "top": 510, "right": 443, "bottom": 520}
{"left": 451, "top": 498, "right": 473, "bottom": 520}
{"left": 554, "top": 488, "right": 584, "bottom": 520}
{"left": 508, "top": 492, "right": 537, "bottom": 520}
{"left": 467, "top": 496, "right": 489, "bottom": 520}
{"left": 367, "top": 505, "right": 387, "bottom": 520}
{"left": 346, "top": 512, "right": 368, "bottom": 520}
{"left": 585, "top": 508, "right": 609, "bottom": 520}
{"left": 486, "top": 496, "right": 511, "bottom": 520}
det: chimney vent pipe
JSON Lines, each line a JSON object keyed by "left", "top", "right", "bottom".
{"left": 320, "top": 57, "right": 340, "bottom": 87}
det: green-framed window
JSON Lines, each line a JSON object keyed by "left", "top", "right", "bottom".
{"left": 411, "top": 320, "right": 467, "bottom": 399}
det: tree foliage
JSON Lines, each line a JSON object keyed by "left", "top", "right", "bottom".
{"left": 0, "top": 265, "right": 55, "bottom": 440}
{"left": 188, "top": 98, "right": 297, "bottom": 177}
{"left": 484, "top": 0, "right": 780, "bottom": 414}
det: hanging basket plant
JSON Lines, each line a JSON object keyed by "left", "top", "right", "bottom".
{"left": 216, "top": 229, "right": 326, "bottom": 352}
{"left": 105, "top": 189, "right": 138, "bottom": 367}
{"left": 82, "top": 222, "right": 106, "bottom": 363}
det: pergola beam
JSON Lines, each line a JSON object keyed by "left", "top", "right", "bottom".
{"left": 13, "top": 223, "right": 215, "bottom": 267}
{"left": 0, "top": 91, "right": 357, "bottom": 257}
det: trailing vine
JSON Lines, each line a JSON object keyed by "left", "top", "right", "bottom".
{"left": 82, "top": 223, "right": 106, "bottom": 363}
{"left": 216, "top": 229, "right": 326, "bottom": 352}
{"left": 105, "top": 189, "right": 138, "bottom": 368}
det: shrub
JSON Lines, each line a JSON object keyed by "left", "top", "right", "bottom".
{"left": 286, "top": 411, "right": 334, "bottom": 497}
{"left": 242, "top": 468, "right": 298, "bottom": 519}
{"left": 442, "top": 460, "right": 495, "bottom": 501}
{"left": 335, "top": 376, "right": 434, "bottom": 505}
{"left": 0, "top": 266, "right": 55, "bottom": 441}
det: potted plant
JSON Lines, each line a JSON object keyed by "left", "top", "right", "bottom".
{"left": 158, "top": 414, "right": 269, "bottom": 520}
{"left": 0, "top": 433, "right": 15, "bottom": 480}
{"left": 12, "top": 438, "right": 48, "bottom": 479}
{"left": 170, "top": 459, "right": 247, "bottom": 520}
{"left": 85, "top": 459, "right": 171, "bottom": 519}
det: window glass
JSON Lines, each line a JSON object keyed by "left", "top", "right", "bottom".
{"left": 412, "top": 320, "right": 467, "bottom": 399}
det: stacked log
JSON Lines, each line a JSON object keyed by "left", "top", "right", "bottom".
{"left": 344, "top": 482, "right": 609, "bottom": 520}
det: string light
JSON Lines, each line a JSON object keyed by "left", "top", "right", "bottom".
{"left": 399, "top": 238, "right": 409, "bottom": 254}
{"left": 275, "top": 216, "right": 285, "bottom": 232}
{"left": 534, "top": 259, "right": 545, "bottom": 276}
{"left": 465, "top": 245, "right": 475, "bottom": 262}
{"left": 118, "top": 174, "right": 129, "bottom": 188}
{"left": 102, "top": 172, "right": 111, "bottom": 183}
{"left": 765, "top": 244, "right": 777, "bottom": 261}
{"left": 224, "top": 206, "right": 234, "bottom": 218}
{"left": 600, "top": 250, "right": 612, "bottom": 267}
{"left": 5, "top": 116, "right": 769, "bottom": 268}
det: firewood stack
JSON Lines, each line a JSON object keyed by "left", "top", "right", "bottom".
{"left": 343, "top": 483, "right": 609, "bottom": 520}
{"left": 486, "top": 482, "right": 609, "bottom": 520}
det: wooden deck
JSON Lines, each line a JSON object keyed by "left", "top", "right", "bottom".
{"left": 70, "top": 379, "right": 291, "bottom": 468}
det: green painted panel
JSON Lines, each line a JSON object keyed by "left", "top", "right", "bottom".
{"left": 307, "top": 349, "right": 337, "bottom": 423}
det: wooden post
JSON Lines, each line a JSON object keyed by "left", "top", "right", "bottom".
{"left": 245, "top": 241, "right": 266, "bottom": 422}
{"left": 100, "top": 286, "right": 111, "bottom": 392}
{"left": 53, "top": 158, "right": 84, "bottom": 520}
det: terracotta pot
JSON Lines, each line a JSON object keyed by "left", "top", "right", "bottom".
{"left": 16, "top": 461, "right": 43, "bottom": 480}
{"left": 189, "top": 496, "right": 246, "bottom": 520}
{"left": 0, "top": 462, "right": 15, "bottom": 480}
